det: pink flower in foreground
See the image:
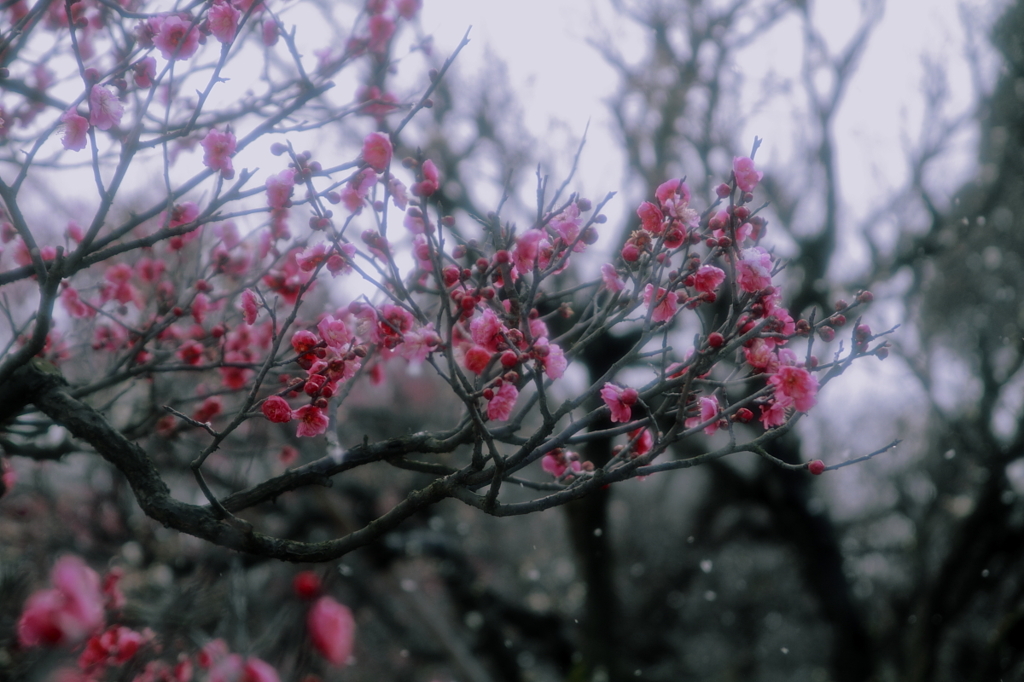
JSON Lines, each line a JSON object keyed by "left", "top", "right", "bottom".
{"left": 201, "top": 128, "right": 236, "bottom": 179}
{"left": 692, "top": 265, "right": 725, "bottom": 294}
{"left": 464, "top": 345, "right": 492, "bottom": 375}
{"left": 261, "top": 396, "right": 293, "bottom": 423}
{"left": 361, "top": 131, "right": 392, "bottom": 171}
{"left": 317, "top": 315, "right": 352, "bottom": 349}
{"left": 60, "top": 110, "right": 89, "bottom": 151}
{"left": 736, "top": 247, "right": 773, "bottom": 293}
{"left": 88, "top": 86, "right": 123, "bottom": 131}
{"left": 637, "top": 200, "right": 664, "bottom": 234}
{"left": 18, "top": 556, "right": 105, "bottom": 648}
{"left": 655, "top": 177, "right": 691, "bottom": 206}
{"left": 295, "top": 405, "right": 329, "bottom": 437}
{"left": 601, "top": 263, "right": 625, "bottom": 292}
{"left": 733, "top": 156, "right": 763, "bottom": 193}
{"left": 685, "top": 395, "right": 720, "bottom": 435}
{"left": 208, "top": 0, "right": 240, "bottom": 44}
{"left": 601, "top": 383, "right": 637, "bottom": 423}
{"left": 308, "top": 596, "right": 355, "bottom": 666}
{"left": 643, "top": 283, "right": 679, "bottom": 323}
{"left": 760, "top": 400, "right": 787, "bottom": 429}
{"left": 155, "top": 15, "right": 200, "bottom": 60}
{"left": 487, "top": 381, "right": 519, "bottom": 421}
{"left": 78, "top": 625, "right": 146, "bottom": 672}
{"left": 768, "top": 365, "right": 818, "bottom": 412}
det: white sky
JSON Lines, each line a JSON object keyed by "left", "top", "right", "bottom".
{"left": 420, "top": 0, "right": 1004, "bottom": 249}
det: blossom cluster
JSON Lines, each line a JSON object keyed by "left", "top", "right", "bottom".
{"left": 15, "top": 556, "right": 357, "bottom": 680}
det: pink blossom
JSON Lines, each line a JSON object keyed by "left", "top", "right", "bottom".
{"left": 396, "top": 0, "right": 422, "bottom": 19}
{"left": 242, "top": 658, "right": 280, "bottom": 682}
{"left": 262, "top": 396, "right": 293, "bottom": 423}
{"left": 550, "top": 204, "right": 582, "bottom": 246}
{"left": 60, "top": 110, "right": 89, "bottom": 151}
{"left": 61, "top": 286, "right": 94, "bottom": 318}
{"left": 536, "top": 337, "right": 567, "bottom": 379}
{"left": 742, "top": 338, "right": 778, "bottom": 373}
{"left": 411, "top": 159, "right": 439, "bottom": 197}
{"left": 155, "top": 15, "right": 200, "bottom": 60}
{"left": 541, "top": 450, "right": 581, "bottom": 477}
{"left": 760, "top": 400, "right": 787, "bottom": 429}
{"left": 308, "top": 596, "right": 355, "bottom": 666}
{"left": 513, "top": 229, "right": 551, "bottom": 273}
{"left": 601, "top": 383, "right": 637, "bottom": 423}
{"left": 626, "top": 427, "right": 653, "bottom": 457}
{"left": 78, "top": 625, "right": 146, "bottom": 672}
{"left": 177, "top": 340, "right": 205, "bottom": 366}
{"left": 317, "top": 314, "right": 352, "bottom": 349}
{"left": 296, "top": 243, "right": 331, "bottom": 272}
{"left": 655, "top": 178, "right": 690, "bottom": 206}
{"left": 733, "top": 156, "right": 763, "bottom": 193}
{"left": 397, "top": 326, "right": 440, "bottom": 364}
{"left": 601, "top": 263, "right": 625, "bottom": 292}
{"left": 768, "top": 365, "right": 818, "bottom": 412}
{"left": 295, "top": 405, "right": 329, "bottom": 437}
{"left": 261, "top": 19, "right": 279, "bottom": 46}
{"left": 487, "top": 382, "right": 519, "bottom": 421}
{"left": 685, "top": 395, "right": 720, "bottom": 435}
{"left": 132, "top": 57, "right": 157, "bottom": 88}
{"left": 240, "top": 289, "right": 259, "bottom": 324}
{"left": 470, "top": 308, "right": 505, "bottom": 351}
{"left": 361, "top": 131, "right": 392, "bottom": 171}
{"left": 291, "top": 329, "right": 319, "bottom": 355}
{"left": 208, "top": 654, "right": 245, "bottom": 682}
{"left": 464, "top": 345, "right": 492, "bottom": 375}
{"left": 208, "top": 1, "right": 240, "bottom": 44}
{"left": 643, "top": 283, "right": 679, "bottom": 323}
{"left": 736, "top": 247, "right": 773, "bottom": 293}
{"left": 191, "top": 291, "right": 210, "bottom": 324}
{"left": 17, "top": 556, "right": 105, "bottom": 648}
{"left": 266, "top": 169, "right": 295, "bottom": 210}
{"left": 88, "top": 86, "right": 123, "bottom": 131}
{"left": 637, "top": 201, "right": 664, "bottom": 234}
{"left": 692, "top": 265, "right": 725, "bottom": 294}
{"left": 367, "top": 14, "right": 395, "bottom": 52}
{"left": 201, "top": 128, "right": 236, "bottom": 179}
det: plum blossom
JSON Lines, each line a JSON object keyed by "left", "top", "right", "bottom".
{"left": 201, "top": 128, "right": 236, "bottom": 179}
{"left": 733, "top": 156, "right": 763, "bottom": 193}
{"left": 760, "top": 400, "right": 787, "bottom": 429}
{"left": 60, "top": 110, "right": 89, "bottom": 151}
{"left": 367, "top": 14, "right": 395, "bottom": 52}
{"left": 155, "top": 15, "right": 200, "bottom": 60}
{"left": 242, "top": 658, "right": 281, "bottom": 682}
{"left": 487, "top": 382, "right": 519, "bottom": 421}
{"left": 266, "top": 169, "right": 295, "bottom": 209}
{"left": 692, "top": 265, "right": 725, "bottom": 294}
{"left": 17, "top": 556, "right": 105, "bottom": 648}
{"left": 736, "top": 247, "right": 773, "bottom": 293}
{"left": 464, "top": 345, "right": 492, "bottom": 375}
{"left": 411, "top": 159, "right": 439, "bottom": 197}
{"left": 637, "top": 201, "right": 664, "bottom": 234}
{"left": 208, "top": 0, "right": 240, "bottom": 44}
{"left": 132, "top": 57, "right": 156, "bottom": 88}
{"left": 535, "top": 337, "right": 567, "bottom": 379}
{"left": 294, "top": 405, "right": 329, "bottom": 437}
{"left": 601, "top": 263, "right": 625, "bottom": 292}
{"left": 768, "top": 365, "right": 818, "bottom": 412}
{"left": 317, "top": 315, "right": 352, "bottom": 349}
{"left": 601, "top": 383, "right": 637, "bottom": 423}
{"left": 261, "top": 396, "right": 293, "bottom": 423}
{"left": 541, "top": 449, "right": 582, "bottom": 478}
{"left": 685, "top": 395, "right": 720, "bottom": 435}
{"left": 361, "top": 131, "right": 392, "bottom": 171}
{"left": 88, "top": 86, "right": 123, "bottom": 131}
{"left": 396, "top": 0, "right": 422, "bottom": 19}
{"left": 643, "top": 283, "right": 679, "bottom": 323}
{"left": 308, "top": 596, "right": 356, "bottom": 666}
{"left": 240, "top": 288, "right": 259, "bottom": 325}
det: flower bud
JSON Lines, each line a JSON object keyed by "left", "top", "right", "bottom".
{"left": 808, "top": 460, "right": 826, "bottom": 475}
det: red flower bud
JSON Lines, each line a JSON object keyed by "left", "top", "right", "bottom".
{"left": 808, "top": 460, "right": 826, "bottom": 475}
